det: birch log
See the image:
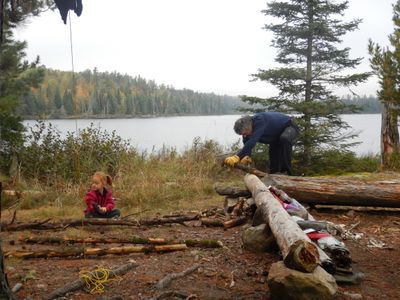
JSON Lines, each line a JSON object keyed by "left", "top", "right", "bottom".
{"left": 244, "top": 174, "right": 319, "bottom": 273}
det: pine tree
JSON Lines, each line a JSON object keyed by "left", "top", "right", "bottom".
{"left": 0, "top": 0, "right": 53, "bottom": 172}
{"left": 369, "top": 1, "right": 400, "bottom": 168}
{"left": 241, "top": 0, "right": 370, "bottom": 166}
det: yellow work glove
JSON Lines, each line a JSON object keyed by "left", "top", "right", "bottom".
{"left": 240, "top": 155, "right": 252, "bottom": 165}
{"left": 224, "top": 155, "right": 240, "bottom": 167}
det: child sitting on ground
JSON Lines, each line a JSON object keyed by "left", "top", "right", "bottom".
{"left": 84, "top": 171, "right": 121, "bottom": 219}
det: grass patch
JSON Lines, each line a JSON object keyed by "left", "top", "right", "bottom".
{"left": 2, "top": 121, "right": 399, "bottom": 222}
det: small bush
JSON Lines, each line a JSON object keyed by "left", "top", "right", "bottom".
{"left": 384, "top": 151, "right": 400, "bottom": 170}
{"left": 248, "top": 144, "right": 381, "bottom": 176}
{"left": 19, "top": 121, "right": 135, "bottom": 183}
{"left": 293, "top": 149, "right": 380, "bottom": 176}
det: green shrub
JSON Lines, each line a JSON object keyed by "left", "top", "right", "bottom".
{"left": 293, "top": 149, "right": 380, "bottom": 176}
{"left": 248, "top": 143, "right": 381, "bottom": 176}
{"left": 20, "top": 121, "right": 134, "bottom": 183}
{"left": 384, "top": 151, "right": 400, "bottom": 170}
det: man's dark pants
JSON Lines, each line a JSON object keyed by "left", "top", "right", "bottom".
{"left": 268, "top": 124, "right": 299, "bottom": 175}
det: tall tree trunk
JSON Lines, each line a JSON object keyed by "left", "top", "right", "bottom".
{"left": 303, "top": 4, "right": 314, "bottom": 166}
{"left": 0, "top": 0, "right": 4, "bottom": 45}
{"left": 0, "top": 244, "right": 16, "bottom": 299}
{"left": 1, "top": 182, "right": 16, "bottom": 299}
{"left": 381, "top": 103, "right": 399, "bottom": 168}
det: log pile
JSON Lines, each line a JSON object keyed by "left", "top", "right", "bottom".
{"left": 244, "top": 174, "right": 320, "bottom": 273}
{"left": 215, "top": 175, "right": 354, "bottom": 278}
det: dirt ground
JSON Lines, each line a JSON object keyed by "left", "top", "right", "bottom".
{"left": 1, "top": 207, "right": 400, "bottom": 300}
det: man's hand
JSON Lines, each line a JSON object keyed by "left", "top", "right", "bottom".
{"left": 240, "top": 155, "right": 252, "bottom": 165}
{"left": 224, "top": 155, "right": 240, "bottom": 167}
{"left": 99, "top": 207, "right": 107, "bottom": 214}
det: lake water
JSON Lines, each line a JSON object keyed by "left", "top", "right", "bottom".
{"left": 23, "top": 114, "right": 385, "bottom": 156}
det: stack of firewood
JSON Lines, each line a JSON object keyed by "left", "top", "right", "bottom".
{"left": 215, "top": 176, "right": 358, "bottom": 283}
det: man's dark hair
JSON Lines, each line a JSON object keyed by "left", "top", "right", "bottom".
{"left": 234, "top": 115, "right": 252, "bottom": 134}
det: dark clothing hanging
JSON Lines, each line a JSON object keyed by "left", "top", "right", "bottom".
{"left": 54, "top": 0, "right": 83, "bottom": 24}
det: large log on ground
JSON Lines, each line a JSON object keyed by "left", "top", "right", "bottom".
{"left": 263, "top": 174, "right": 400, "bottom": 208}
{"left": 244, "top": 174, "right": 319, "bottom": 273}
{"left": 19, "top": 236, "right": 223, "bottom": 248}
{"left": 1, "top": 214, "right": 200, "bottom": 232}
{"left": 4, "top": 244, "right": 188, "bottom": 259}
{"left": 269, "top": 186, "right": 336, "bottom": 274}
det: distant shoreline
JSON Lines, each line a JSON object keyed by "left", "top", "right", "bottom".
{"left": 21, "top": 112, "right": 381, "bottom": 121}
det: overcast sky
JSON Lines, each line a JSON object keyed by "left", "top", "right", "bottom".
{"left": 13, "top": 0, "right": 398, "bottom": 98}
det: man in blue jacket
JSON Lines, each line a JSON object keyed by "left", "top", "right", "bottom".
{"left": 224, "top": 112, "right": 299, "bottom": 175}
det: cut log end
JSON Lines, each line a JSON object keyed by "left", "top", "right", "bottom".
{"left": 283, "top": 240, "right": 320, "bottom": 273}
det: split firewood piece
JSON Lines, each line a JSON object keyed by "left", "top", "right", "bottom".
{"left": 46, "top": 261, "right": 139, "bottom": 300}
{"left": 156, "top": 264, "right": 200, "bottom": 290}
{"left": 223, "top": 197, "right": 239, "bottom": 214}
{"left": 4, "top": 244, "right": 188, "bottom": 259}
{"left": 244, "top": 174, "right": 319, "bottom": 273}
{"left": 232, "top": 198, "right": 245, "bottom": 216}
{"left": 223, "top": 216, "right": 248, "bottom": 229}
{"left": 200, "top": 218, "right": 224, "bottom": 227}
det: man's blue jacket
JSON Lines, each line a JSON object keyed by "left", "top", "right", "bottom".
{"left": 237, "top": 112, "right": 292, "bottom": 158}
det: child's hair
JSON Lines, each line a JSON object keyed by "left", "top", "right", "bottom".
{"left": 93, "top": 171, "right": 112, "bottom": 187}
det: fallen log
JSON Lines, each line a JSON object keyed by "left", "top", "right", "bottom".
{"left": 1, "top": 214, "right": 200, "bottom": 232}
{"left": 156, "top": 264, "right": 200, "bottom": 290}
{"left": 19, "top": 236, "right": 223, "bottom": 248}
{"left": 244, "top": 174, "right": 319, "bottom": 273}
{"left": 4, "top": 244, "right": 188, "bottom": 259}
{"left": 46, "top": 261, "right": 139, "bottom": 300}
{"left": 263, "top": 174, "right": 400, "bottom": 208}
{"left": 19, "top": 236, "right": 167, "bottom": 245}
{"left": 268, "top": 186, "right": 336, "bottom": 274}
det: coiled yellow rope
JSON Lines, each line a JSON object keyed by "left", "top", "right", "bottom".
{"left": 79, "top": 266, "right": 120, "bottom": 294}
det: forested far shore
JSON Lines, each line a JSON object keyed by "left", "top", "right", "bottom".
{"left": 340, "top": 94, "right": 382, "bottom": 114}
{"left": 17, "top": 68, "right": 247, "bottom": 118}
{"left": 16, "top": 68, "right": 382, "bottom": 119}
